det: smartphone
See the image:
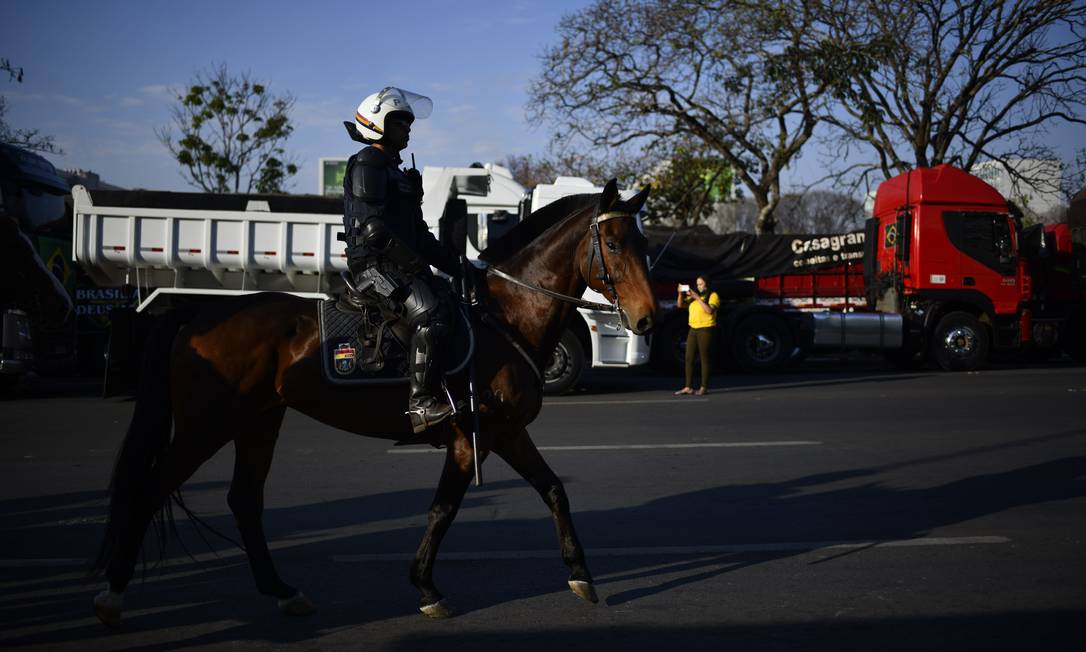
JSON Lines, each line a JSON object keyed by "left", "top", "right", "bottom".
{"left": 678, "top": 284, "right": 690, "bottom": 293}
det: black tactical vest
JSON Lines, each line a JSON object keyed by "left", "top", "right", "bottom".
{"left": 342, "top": 147, "right": 424, "bottom": 270}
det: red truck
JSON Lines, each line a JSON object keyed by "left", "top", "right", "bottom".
{"left": 649, "top": 165, "right": 1086, "bottom": 373}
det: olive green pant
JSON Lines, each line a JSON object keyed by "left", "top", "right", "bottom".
{"left": 684, "top": 326, "right": 714, "bottom": 389}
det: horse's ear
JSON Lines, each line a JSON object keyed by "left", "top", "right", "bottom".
{"left": 627, "top": 184, "right": 651, "bottom": 213}
{"left": 599, "top": 178, "right": 619, "bottom": 212}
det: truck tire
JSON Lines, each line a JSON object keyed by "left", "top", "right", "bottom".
{"left": 931, "top": 311, "right": 989, "bottom": 371}
{"left": 730, "top": 313, "right": 793, "bottom": 373}
{"left": 650, "top": 317, "right": 688, "bottom": 374}
{"left": 1062, "top": 313, "right": 1086, "bottom": 364}
{"left": 543, "top": 329, "right": 585, "bottom": 395}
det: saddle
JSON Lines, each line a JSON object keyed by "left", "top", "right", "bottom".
{"left": 317, "top": 273, "right": 473, "bottom": 386}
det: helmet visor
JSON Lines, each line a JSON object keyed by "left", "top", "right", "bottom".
{"left": 394, "top": 88, "right": 433, "bottom": 120}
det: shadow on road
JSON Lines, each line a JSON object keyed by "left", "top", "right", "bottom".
{"left": 570, "top": 354, "right": 1080, "bottom": 397}
{"left": 1, "top": 431, "right": 1084, "bottom": 649}
{"left": 385, "top": 612, "right": 1085, "bottom": 652}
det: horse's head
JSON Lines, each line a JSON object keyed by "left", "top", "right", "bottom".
{"left": 578, "top": 180, "right": 657, "bottom": 335}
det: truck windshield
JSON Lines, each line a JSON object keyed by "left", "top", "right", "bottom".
{"left": 943, "top": 211, "right": 1015, "bottom": 275}
{"left": 20, "top": 184, "right": 66, "bottom": 233}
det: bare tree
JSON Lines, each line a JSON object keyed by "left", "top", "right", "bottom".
{"left": 774, "top": 190, "right": 866, "bottom": 233}
{"left": 502, "top": 154, "right": 561, "bottom": 189}
{"left": 1, "top": 58, "right": 61, "bottom": 154}
{"left": 820, "top": 0, "right": 1086, "bottom": 192}
{"left": 528, "top": 0, "right": 833, "bottom": 233}
{"left": 1060, "top": 147, "right": 1086, "bottom": 202}
{"left": 157, "top": 63, "right": 297, "bottom": 193}
{"left": 502, "top": 151, "right": 638, "bottom": 189}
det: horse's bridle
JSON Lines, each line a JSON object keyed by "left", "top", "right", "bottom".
{"left": 487, "top": 207, "right": 636, "bottom": 318}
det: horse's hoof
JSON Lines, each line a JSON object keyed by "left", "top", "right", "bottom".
{"left": 93, "top": 590, "right": 123, "bottom": 628}
{"left": 568, "top": 580, "right": 598, "bottom": 604}
{"left": 278, "top": 592, "right": 317, "bottom": 617}
{"left": 420, "top": 598, "right": 455, "bottom": 619}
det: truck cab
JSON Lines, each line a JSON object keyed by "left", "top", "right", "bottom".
{"left": 869, "top": 164, "right": 1082, "bottom": 369}
{"left": 0, "top": 144, "right": 74, "bottom": 384}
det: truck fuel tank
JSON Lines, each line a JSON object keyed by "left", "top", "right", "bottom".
{"left": 810, "top": 312, "right": 904, "bottom": 350}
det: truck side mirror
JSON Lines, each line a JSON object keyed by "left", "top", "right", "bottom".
{"left": 997, "top": 242, "right": 1015, "bottom": 265}
{"left": 454, "top": 174, "right": 490, "bottom": 197}
{"left": 996, "top": 235, "right": 1012, "bottom": 257}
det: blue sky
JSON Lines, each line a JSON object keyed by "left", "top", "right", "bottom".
{"left": 3, "top": 0, "right": 592, "bottom": 192}
{"left": 4, "top": 0, "right": 1084, "bottom": 196}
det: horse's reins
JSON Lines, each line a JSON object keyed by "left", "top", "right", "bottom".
{"left": 487, "top": 209, "right": 636, "bottom": 315}
{"left": 459, "top": 207, "right": 636, "bottom": 483}
{"left": 476, "top": 207, "right": 636, "bottom": 395}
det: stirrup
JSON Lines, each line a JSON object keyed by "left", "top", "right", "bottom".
{"left": 406, "top": 403, "right": 454, "bottom": 434}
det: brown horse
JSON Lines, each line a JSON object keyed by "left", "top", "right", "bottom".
{"left": 92, "top": 180, "right": 656, "bottom": 625}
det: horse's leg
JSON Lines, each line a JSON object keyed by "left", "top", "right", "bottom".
{"left": 494, "top": 428, "right": 597, "bottom": 603}
{"left": 227, "top": 406, "right": 315, "bottom": 616}
{"left": 410, "top": 432, "right": 484, "bottom": 618}
{"left": 95, "top": 428, "right": 230, "bottom": 626}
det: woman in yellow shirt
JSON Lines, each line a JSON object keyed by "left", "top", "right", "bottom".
{"left": 674, "top": 276, "right": 720, "bottom": 396}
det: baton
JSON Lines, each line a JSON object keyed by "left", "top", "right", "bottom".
{"left": 461, "top": 270, "right": 483, "bottom": 486}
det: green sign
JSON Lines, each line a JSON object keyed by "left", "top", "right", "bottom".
{"left": 322, "top": 159, "right": 348, "bottom": 197}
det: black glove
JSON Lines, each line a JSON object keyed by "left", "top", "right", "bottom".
{"left": 459, "top": 256, "right": 489, "bottom": 302}
{"left": 403, "top": 168, "right": 424, "bottom": 204}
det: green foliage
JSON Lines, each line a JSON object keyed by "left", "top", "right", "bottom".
{"left": 643, "top": 149, "right": 733, "bottom": 227}
{"left": 157, "top": 63, "right": 297, "bottom": 193}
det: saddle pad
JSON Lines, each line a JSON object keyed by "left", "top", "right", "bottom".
{"left": 318, "top": 300, "right": 409, "bottom": 385}
{"left": 317, "top": 299, "right": 476, "bottom": 386}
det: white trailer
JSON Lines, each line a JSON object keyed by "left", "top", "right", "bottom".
{"left": 72, "top": 166, "right": 648, "bottom": 394}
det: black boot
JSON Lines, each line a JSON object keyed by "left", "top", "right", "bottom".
{"left": 406, "top": 323, "right": 453, "bottom": 434}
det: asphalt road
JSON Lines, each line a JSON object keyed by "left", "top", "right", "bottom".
{"left": 2, "top": 358, "right": 1085, "bottom": 651}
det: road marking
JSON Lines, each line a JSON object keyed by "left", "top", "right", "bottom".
{"left": 0, "top": 558, "right": 86, "bottom": 568}
{"left": 388, "top": 441, "right": 822, "bottom": 454}
{"left": 0, "top": 536, "right": 1008, "bottom": 569}
{"left": 545, "top": 398, "right": 710, "bottom": 406}
{"left": 332, "top": 536, "right": 1009, "bottom": 562}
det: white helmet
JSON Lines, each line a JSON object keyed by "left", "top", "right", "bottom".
{"left": 347, "top": 87, "right": 433, "bottom": 142}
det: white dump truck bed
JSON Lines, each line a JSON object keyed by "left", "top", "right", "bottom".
{"left": 72, "top": 185, "right": 347, "bottom": 298}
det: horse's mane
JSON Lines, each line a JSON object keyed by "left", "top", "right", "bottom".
{"left": 479, "top": 193, "right": 597, "bottom": 265}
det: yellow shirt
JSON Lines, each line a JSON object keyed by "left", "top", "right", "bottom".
{"left": 685, "top": 291, "right": 720, "bottom": 329}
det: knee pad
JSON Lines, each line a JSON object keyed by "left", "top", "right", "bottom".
{"left": 403, "top": 279, "right": 451, "bottom": 327}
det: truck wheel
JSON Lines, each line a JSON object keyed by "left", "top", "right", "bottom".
{"left": 543, "top": 329, "right": 585, "bottom": 395}
{"left": 931, "top": 311, "right": 989, "bottom": 371}
{"left": 730, "top": 313, "right": 793, "bottom": 373}
{"left": 650, "top": 318, "right": 688, "bottom": 374}
{"left": 1065, "top": 339, "right": 1086, "bottom": 364}
{"left": 1062, "top": 311, "right": 1086, "bottom": 363}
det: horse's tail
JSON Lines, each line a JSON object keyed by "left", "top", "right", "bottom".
{"left": 92, "top": 308, "right": 191, "bottom": 576}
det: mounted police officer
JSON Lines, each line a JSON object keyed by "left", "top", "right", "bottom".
{"left": 341, "top": 87, "right": 461, "bottom": 435}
